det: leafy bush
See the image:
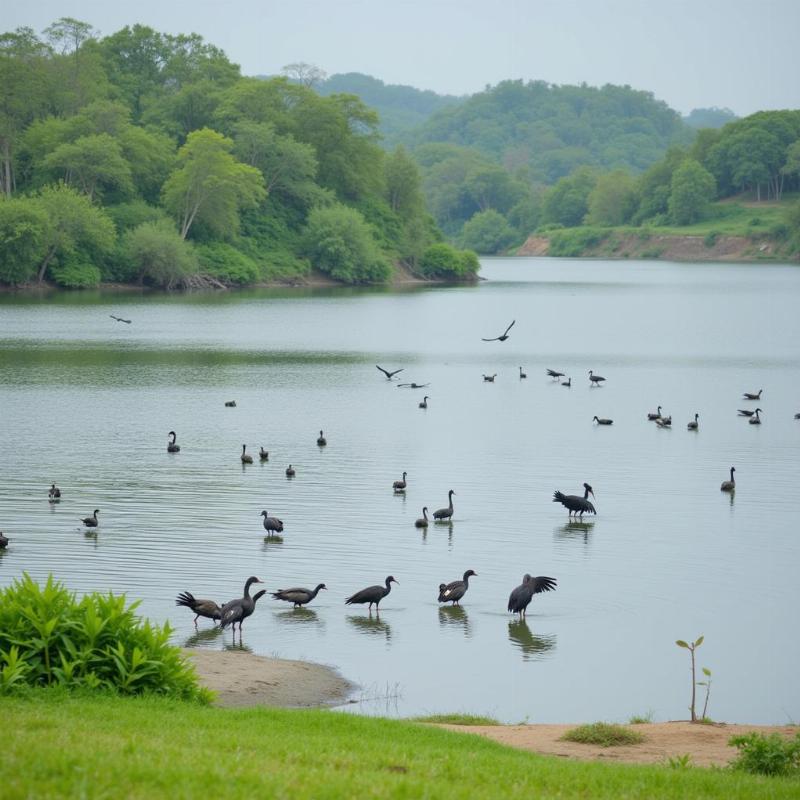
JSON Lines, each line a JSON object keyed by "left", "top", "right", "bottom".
{"left": 106, "top": 200, "right": 170, "bottom": 233}
{"left": 416, "top": 242, "right": 479, "bottom": 280}
{"left": 0, "top": 197, "right": 47, "bottom": 285}
{"left": 123, "top": 219, "right": 198, "bottom": 288}
{"left": 729, "top": 731, "right": 800, "bottom": 777}
{"left": 460, "top": 209, "right": 515, "bottom": 254}
{"left": 704, "top": 231, "right": 719, "bottom": 247}
{"left": 561, "top": 722, "right": 645, "bottom": 747}
{"left": 195, "top": 242, "right": 260, "bottom": 285}
{"left": 302, "top": 203, "right": 391, "bottom": 284}
{"left": 49, "top": 254, "right": 102, "bottom": 288}
{"left": 547, "top": 227, "right": 609, "bottom": 257}
{"left": 0, "top": 574, "right": 210, "bottom": 702}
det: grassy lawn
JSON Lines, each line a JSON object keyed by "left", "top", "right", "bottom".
{"left": 1, "top": 692, "right": 798, "bottom": 798}
{"left": 635, "top": 200, "right": 789, "bottom": 237}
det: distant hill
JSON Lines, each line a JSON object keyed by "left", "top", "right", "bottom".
{"left": 316, "top": 73, "right": 463, "bottom": 147}
{"left": 683, "top": 107, "right": 738, "bottom": 129}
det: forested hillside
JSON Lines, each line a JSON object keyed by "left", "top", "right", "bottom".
{"left": 0, "top": 20, "right": 477, "bottom": 289}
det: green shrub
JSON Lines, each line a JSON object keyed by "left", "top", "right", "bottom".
{"left": 196, "top": 241, "right": 260, "bottom": 285}
{"left": 123, "top": 220, "right": 198, "bottom": 288}
{"left": 49, "top": 254, "right": 102, "bottom": 288}
{"left": 460, "top": 209, "right": 515, "bottom": 254}
{"left": 729, "top": 732, "right": 800, "bottom": 777}
{"left": 561, "top": 722, "right": 645, "bottom": 747}
{"left": 547, "top": 227, "right": 608, "bottom": 257}
{"left": 417, "top": 242, "right": 480, "bottom": 280}
{"left": 0, "top": 197, "right": 48, "bottom": 285}
{"left": 106, "top": 201, "right": 169, "bottom": 233}
{"left": 704, "top": 231, "right": 719, "bottom": 247}
{"left": 0, "top": 574, "right": 210, "bottom": 702}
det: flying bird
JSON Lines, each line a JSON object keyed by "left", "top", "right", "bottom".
{"left": 376, "top": 365, "right": 404, "bottom": 380}
{"left": 546, "top": 369, "right": 565, "bottom": 380}
{"left": 482, "top": 320, "right": 515, "bottom": 342}
{"left": 109, "top": 315, "right": 132, "bottom": 324}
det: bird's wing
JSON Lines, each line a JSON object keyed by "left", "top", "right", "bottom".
{"left": 375, "top": 365, "right": 390, "bottom": 377}
{"left": 346, "top": 586, "right": 378, "bottom": 604}
{"left": 503, "top": 320, "right": 516, "bottom": 335}
{"left": 389, "top": 368, "right": 403, "bottom": 377}
{"left": 531, "top": 576, "right": 557, "bottom": 594}
{"left": 481, "top": 336, "right": 499, "bottom": 342}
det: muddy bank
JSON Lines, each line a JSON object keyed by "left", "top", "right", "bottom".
{"left": 184, "top": 648, "right": 354, "bottom": 709}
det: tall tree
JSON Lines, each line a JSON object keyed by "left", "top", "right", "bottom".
{"left": 668, "top": 160, "right": 716, "bottom": 225}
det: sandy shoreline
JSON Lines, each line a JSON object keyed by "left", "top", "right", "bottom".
{"left": 183, "top": 648, "right": 354, "bottom": 709}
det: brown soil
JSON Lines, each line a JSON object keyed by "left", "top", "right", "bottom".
{"left": 436, "top": 721, "right": 798, "bottom": 767}
{"left": 184, "top": 648, "right": 354, "bottom": 709}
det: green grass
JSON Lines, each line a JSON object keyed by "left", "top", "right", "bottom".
{"left": 412, "top": 713, "right": 501, "bottom": 725}
{"left": 562, "top": 722, "right": 646, "bottom": 747}
{"left": 1, "top": 692, "right": 798, "bottom": 798}
{"left": 629, "top": 710, "right": 655, "bottom": 725}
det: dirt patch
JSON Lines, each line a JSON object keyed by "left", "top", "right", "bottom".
{"left": 435, "top": 721, "right": 798, "bottom": 767}
{"left": 184, "top": 648, "right": 354, "bottom": 709}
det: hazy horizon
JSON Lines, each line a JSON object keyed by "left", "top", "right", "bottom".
{"left": 5, "top": 0, "right": 799, "bottom": 117}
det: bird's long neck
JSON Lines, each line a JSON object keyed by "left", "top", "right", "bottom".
{"left": 448, "top": 491, "right": 454, "bottom": 510}
{"left": 730, "top": 468, "right": 735, "bottom": 481}
{"left": 383, "top": 578, "right": 393, "bottom": 596}
{"left": 312, "top": 584, "right": 324, "bottom": 598}
{"left": 242, "top": 445, "right": 246, "bottom": 454}
{"left": 423, "top": 508, "right": 428, "bottom": 520}
{"left": 170, "top": 432, "right": 176, "bottom": 443}
{"left": 462, "top": 572, "right": 471, "bottom": 586}
{"left": 243, "top": 577, "right": 257, "bottom": 597}
{"left": 583, "top": 487, "right": 589, "bottom": 499}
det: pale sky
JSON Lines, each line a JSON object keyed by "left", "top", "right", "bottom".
{"left": 6, "top": 0, "right": 799, "bottom": 116}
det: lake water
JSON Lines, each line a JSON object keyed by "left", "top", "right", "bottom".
{"left": 1, "top": 257, "right": 799, "bottom": 724}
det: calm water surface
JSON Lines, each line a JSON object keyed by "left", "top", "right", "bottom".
{"left": 1, "top": 257, "right": 799, "bottom": 724}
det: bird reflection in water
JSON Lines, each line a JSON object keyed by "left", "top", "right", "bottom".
{"left": 261, "top": 535, "right": 284, "bottom": 551}
{"left": 438, "top": 605, "right": 472, "bottom": 636}
{"left": 223, "top": 640, "right": 253, "bottom": 654}
{"left": 508, "top": 620, "right": 557, "bottom": 661}
{"left": 83, "top": 530, "right": 100, "bottom": 548}
{"left": 274, "top": 608, "right": 322, "bottom": 628}
{"left": 555, "top": 520, "right": 595, "bottom": 545}
{"left": 183, "top": 626, "right": 222, "bottom": 648}
{"left": 347, "top": 613, "right": 392, "bottom": 641}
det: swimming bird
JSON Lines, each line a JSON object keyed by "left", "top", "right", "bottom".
{"left": 438, "top": 570, "right": 477, "bottom": 606}
{"left": 259, "top": 447, "right": 269, "bottom": 462}
{"left": 271, "top": 584, "right": 327, "bottom": 608}
{"left": 261, "top": 510, "right": 284, "bottom": 536}
{"left": 720, "top": 466, "right": 736, "bottom": 492}
{"left": 433, "top": 490, "right": 455, "bottom": 521}
{"left": 593, "top": 416, "right": 613, "bottom": 426}
{"left": 220, "top": 576, "right": 265, "bottom": 633}
{"left": 507, "top": 574, "right": 557, "bottom": 618}
{"left": 392, "top": 472, "right": 408, "bottom": 492}
{"left": 482, "top": 374, "right": 497, "bottom": 382}
{"left": 48, "top": 483, "right": 61, "bottom": 502}
{"left": 80, "top": 509, "right": 99, "bottom": 527}
{"left": 376, "top": 365, "right": 404, "bottom": 380}
{"left": 738, "top": 408, "right": 762, "bottom": 417}
{"left": 224, "top": 400, "right": 237, "bottom": 407}
{"left": 241, "top": 444, "right": 253, "bottom": 464}
{"left": 285, "top": 464, "right": 296, "bottom": 477}
{"left": 0, "top": 531, "right": 8, "bottom": 549}
{"left": 109, "top": 315, "right": 131, "bottom": 324}
{"left": 647, "top": 406, "right": 662, "bottom": 421}
{"left": 317, "top": 430, "right": 327, "bottom": 446}
{"left": 795, "top": 413, "right": 800, "bottom": 420}
{"left": 547, "top": 369, "right": 565, "bottom": 381}
{"left": 562, "top": 377, "right": 571, "bottom": 387}
{"left": 415, "top": 507, "right": 429, "bottom": 528}
{"left": 175, "top": 592, "right": 222, "bottom": 626}
{"left": 397, "top": 382, "right": 430, "bottom": 389}
{"left": 482, "top": 320, "right": 515, "bottom": 342}
{"left": 519, "top": 367, "right": 527, "bottom": 379}
{"left": 687, "top": 413, "right": 699, "bottom": 430}
{"left": 588, "top": 370, "right": 606, "bottom": 386}
{"left": 743, "top": 389, "right": 762, "bottom": 400}
{"left": 345, "top": 576, "right": 398, "bottom": 611}
{"left": 749, "top": 409, "right": 763, "bottom": 425}
{"left": 419, "top": 395, "right": 429, "bottom": 409}
{"left": 553, "top": 484, "right": 596, "bottom": 517}
{"left": 656, "top": 416, "right": 672, "bottom": 428}
{"left": 167, "top": 431, "right": 180, "bottom": 453}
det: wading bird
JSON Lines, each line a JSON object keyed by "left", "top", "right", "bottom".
{"left": 285, "top": 465, "right": 296, "bottom": 477}
{"left": 48, "top": 483, "right": 61, "bottom": 502}
{"left": 749, "top": 409, "right": 763, "bottom": 425}
{"left": 519, "top": 367, "right": 527, "bottom": 379}
{"left": 80, "top": 509, "right": 99, "bottom": 527}
{"left": 272, "top": 584, "right": 327, "bottom": 608}
{"left": 220, "top": 576, "right": 265, "bottom": 634}
{"left": 259, "top": 447, "right": 269, "bottom": 462}
{"left": 553, "top": 484, "right": 596, "bottom": 517}
{"left": 433, "top": 490, "right": 455, "bottom": 521}
{"left": 415, "top": 507, "right": 429, "bottom": 528}
{"left": 562, "top": 377, "right": 571, "bottom": 387}
{"left": 345, "top": 576, "right": 398, "bottom": 612}
{"left": 547, "top": 368, "right": 565, "bottom": 380}
{"left": 743, "top": 389, "right": 762, "bottom": 400}
{"left": 647, "top": 406, "right": 662, "bottom": 421}
{"left": 376, "top": 365, "right": 404, "bottom": 380}
{"left": 507, "top": 574, "right": 557, "bottom": 618}
{"left": 656, "top": 416, "right": 672, "bottom": 428}
{"left": 687, "top": 413, "right": 699, "bottom": 430}
{"left": 589, "top": 370, "right": 606, "bottom": 386}
{"left": 241, "top": 444, "right": 253, "bottom": 464}
{"left": 593, "top": 416, "right": 613, "bottom": 426}
{"left": 0, "top": 532, "right": 8, "bottom": 549}
{"left": 392, "top": 472, "right": 408, "bottom": 492}
{"left": 482, "top": 320, "right": 515, "bottom": 342}
{"left": 738, "top": 408, "right": 762, "bottom": 417}
{"left": 260, "top": 510, "right": 284, "bottom": 536}
{"left": 720, "top": 466, "right": 736, "bottom": 492}
{"left": 317, "top": 430, "right": 327, "bottom": 446}
{"left": 167, "top": 431, "right": 180, "bottom": 453}
{"left": 175, "top": 591, "right": 222, "bottom": 626}
{"left": 419, "top": 396, "right": 429, "bottom": 409}
{"left": 438, "top": 570, "right": 477, "bottom": 606}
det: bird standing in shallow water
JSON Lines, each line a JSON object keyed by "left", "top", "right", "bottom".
{"left": 553, "top": 484, "right": 596, "bottom": 517}
{"left": 260, "top": 510, "right": 284, "bottom": 536}
{"left": 220, "top": 577, "right": 265, "bottom": 636}
{"left": 175, "top": 592, "right": 222, "bottom": 626}
{"left": 507, "top": 574, "right": 557, "bottom": 618}
{"left": 285, "top": 464, "right": 296, "bottom": 477}
{"left": 720, "top": 466, "right": 736, "bottom": 492}
{"left": 415, "top": 507, "right": 429, "bottom": 528}
{"left": 317, "top": 430, "right": 327, "bottom": 446}
{"left": 48, "top": 483, "right": 61, "bottom": 502}
{"left": 547, "top": 369, "right": 564, "bottom": 381}
{"left": 687, "top": 413, "right": 699, "bottom": 430}
{"left": 259, "top": 447, "right": 269, "bottom": 462}
{"left": 240, "top": 445, "right": 253, "bottom": 464}
{"left": 433, "top": 490, "right": 455, "bottom": 521}
{"left": 588, "top": 370, "right": 606, "bottom": 386}
{"left": 346, "top": 576, "right": 398, "bottom": 612}
{"left": 438, "top": 570, "right": 477, "bottom": 606}
{"left": 392, "top": 472, "right": 408, "bottom": 492}
{"left": 167, "top": 431, "right": 180, "bottom": 453}
{"left": 80, "top": 509, "right": 99, "bottom": 527}
{"left": 749, "top": 409, "right": 763, "bottom": 425}
{"left": 272, "top": 584, "right": 327, "bottom": 608}
{"left": 519, "top": 367, "right": 527, "bottom": 379}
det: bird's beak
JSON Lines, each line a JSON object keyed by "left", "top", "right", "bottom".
{"left": 590, "top": 490, "right": 595, "bottom": 498}
{"left": 393, "top": 579, "right": 399, "bottom": 584}
{"left": 256, "top": 578, "right": 264, "bottom": 583}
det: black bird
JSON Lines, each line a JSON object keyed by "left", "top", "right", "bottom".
{"left": 749, "top": 409, "right": 763, "bottom": 425}
{"left": 720, "top": 466, "right": 736, "bottom": 492}
{"left": 48, "top": 483, "right": 61, "bottom": 502}
{"left": 562, "top": 377, "right": 571, "bottom": 387}
{"left": 519, "top": 367, "right": 527, "bottom": 379}
{"left": 743, "top": 389, "right": 762, "bottom": 400}
{"left": 317, "top": 430, "right": 327, "bottom": 446}
{"left": 392, "top": 471, "right": 408, "bottom": 492}
{"left": 109, "top": 315, "right": 131, "bottom": 324}
{"left": 593, "top": 416, "right": 613, "bottom": 426}
{"left": 794, "top": 413, "right": 800, "bottom": 420}
{"left": 546, "top": 369, "right": 564, "bottom": 380}
{"left": 346, "top": 576, "right": 398, "bottom": 611}
{"left": 175, "top": 592, "right": 222, "bottom": 626}
{"left": 588, "top": 370, "right": 606, "bottom": 386}
{"left": 259, "top": 447, "right": 269, "bottom": 462}
{"left": 482, "top": 374, "right": 497, "bottom": 382}
{"left": 272, "top": 583, "right": 327, "bottom": 608}
{"left": 433, "top": 490, "right": 455, "bottom": 521}
{"left": 397, "top": 382, "right": 430, "bottom": 389}
{"left": 220, "top": 576, "right": 265, "bottom": 633}
{"left": 285, "top": 464, "right": 296, "bottom": 477}
{"left": 482, "top": 320, "right": 515, "bottom": 342}
{"left": 656, "top": 416, "right": 672, "bottom": 428}
{"left": 224, "top": 400, "right": 237, "bottom": 407}
{"left": 261, "top": 510, "right": 284, "bottom": 536}
{"left": 738, "top": 407, "right": 762, "bottom": 417}
{"left": 553, "top": 484, "right": 596, "bottom": 518}
{"left": 647, "top": 406, "right": 662, "bottom": 421}
{"left": 80, "top": 509, "right": 100, "bottom": 527}
{"left": 376, "top": 365, "right": 404, "bottom": 380}
{"left": 241, "top": 444, "right": 253, "bottom": 464}
{"left": 419, "top": 395, "right": 429, "bottom": 409}
{"left": 415, "top": 507, "right": 429, "bottom": 528}
{"left": 0, "top": 531, "right": 8, "bottom": 549}
{"left": 507, "top": 574, "right": 557, "bottom": 618}
{"left": 438, "top": 570, "right": 477, "bottom": 606}
{"left": 687, "top": 413, "right": 699, "bottom": 430}
{"left": 167, "top": 431, "right": 180, "bottom": 453}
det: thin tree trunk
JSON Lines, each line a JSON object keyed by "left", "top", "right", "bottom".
{"left": 37, "top": 246, "right": 57, "bottom": 283}
{"left": 1, "top": 139, "right": 11, "bottom": 197}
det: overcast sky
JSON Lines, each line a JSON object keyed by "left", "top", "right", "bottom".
{"left": 6, "top": 0, "right": 799, "bottom": 116}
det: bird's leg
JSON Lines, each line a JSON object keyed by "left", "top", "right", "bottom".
{"left": 194, "top": 616, "right": 199, "bottom": 627}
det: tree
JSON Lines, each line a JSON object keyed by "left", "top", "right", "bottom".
{"left": 460, "top": 209, "right": 514, "bottom": 254}
{"left": 585, "top": 170, "right": 637, "bottom": 226}
{"left": 417, "top": 243, "right": 479, "bottom": 280}
{"left": 34, "top": 182, "right": 116, "bottom": 282}
{"left": 282, "top": 62, "right": 327, "bottom": 88}
{"left": 542, "top": 167, "right": 597, "bottom": 226}
{"left": 161, "top": 128, "right": 265, "bottom": 239}
{"left": 668, "top": 160, "right": 716, "bottom": 225}
{"left": 123, "top": 219, "right": 198, "bottom": 288}
{"left": 0, "top": 196, "right": 48, "bottom": 283}
{"left": 384, "top": 146, "right": 423, "bottom": 218}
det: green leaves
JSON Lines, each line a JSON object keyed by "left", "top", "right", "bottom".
{"left": 675, "top": 640, "right": 689, "bottom": 649}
